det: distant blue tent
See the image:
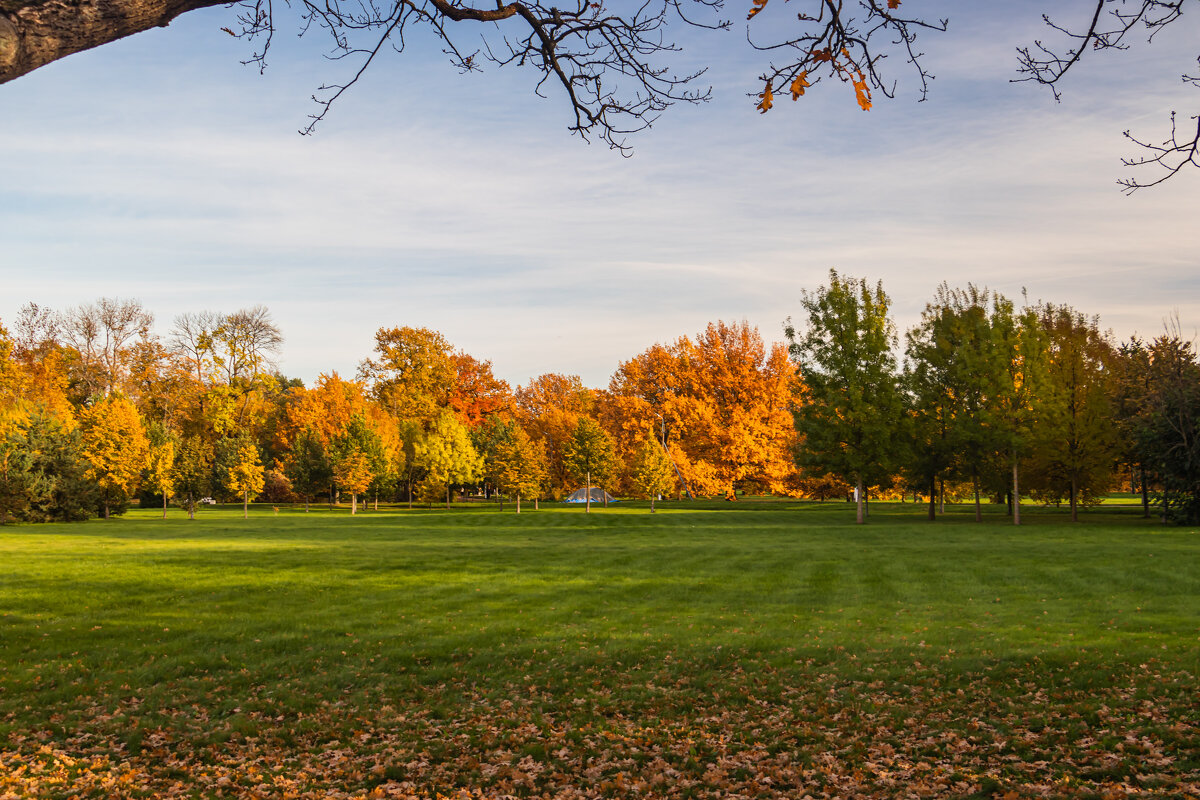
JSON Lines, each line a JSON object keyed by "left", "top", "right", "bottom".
{"left": 563, "top": 487, "right": 617, "bottom": 503}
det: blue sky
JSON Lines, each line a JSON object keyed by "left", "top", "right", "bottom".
{"left": 1, "top": 1, "right": 1198, "bottom": 388}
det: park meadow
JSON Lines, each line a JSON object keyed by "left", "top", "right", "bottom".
{"left": 1, "top": 498, "right": 1197, "bottom": 799}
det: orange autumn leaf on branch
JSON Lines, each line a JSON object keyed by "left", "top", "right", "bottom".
{"left": 790, "top": 71, "right": 811, "bottom": 100}
{"left": 757, "top": 81, "right": 773, "bottom": 113}
{"left": 853, "top": 72, "right": 872, "bottom": 110}
{"left": 888, "top": 0, "right": 901, "bottom": 8}
{"left": 747, "top": 0, "right": 768, "bottom": 20}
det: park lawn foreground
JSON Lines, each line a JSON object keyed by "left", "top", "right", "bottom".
{"left": 0, "top": 500, "right": 1197, "bottom": 799}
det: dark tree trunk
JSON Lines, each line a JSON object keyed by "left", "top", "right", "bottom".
{"left": 927, "top": 476, "right": 936, "bottom": 521}
{"left": 1012, "top": 459, "right": 1021, "bottom": 526}
{"left": 1070, "top": 477, "right": 1078, "bottom": 522}
{"left": 972, "top": 474, "right": 981, "bottom": 522}
{"left": 1140, "top": 467, "right": 1150, "bottom": 519}
{"left": 855, "top": 477, "right": 864, "bottom": 524}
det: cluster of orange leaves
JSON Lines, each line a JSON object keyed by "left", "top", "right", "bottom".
{"left": 752, "top": 0, "right": 894, "bottom": 113}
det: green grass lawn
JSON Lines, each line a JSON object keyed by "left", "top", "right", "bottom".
{"left": 1, "top": 499, "right": 1197, "bottom": 798}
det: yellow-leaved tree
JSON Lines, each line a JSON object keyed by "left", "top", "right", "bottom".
{"left": 333, "top": 448, "right": 374, "bottom": 515}
{"left": 227, "top": 440, "right": 265, "bottom": 519}
{"left": 78, "top": 395, "right": 149, "bottom": 519}
{"left": 144, "top": 423, "right": 177, "bottom": 520}
{"left": 492, "top": 424, "right": 547, "bottom": 513}
{"left": 630, "top": 438, "right": 676, "bottom": 513}
{"left": 417, "top": 410, "right": 482, "bottom": 509}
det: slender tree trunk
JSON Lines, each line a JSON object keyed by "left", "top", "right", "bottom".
{"left": 939, "top": 476, "right": 945, "bottom": 515}
{"left": 445, "top": 485, "right": 451, "bottom": 511}
{"left": 351, "top": 493, "right": 358, "bottom": 515}
{"left": 927, "top": 476, "right": 936, "bottom": 521}
{"left": 1070, "top": 477, "right": 1078, "bottom": 522}
{"left": 855, "top": 477, "right": 864, "bottom": 524}
{"left": 162, "top": 491, "right": 168, "bottom": 520}
{"left": 407, "top": 478, "right": 413, "bottom": 510}
{"left": 1140, "top": 467, "right": 1149, "bottom": 519}
{"left": 104, "top": 499, "right": 110, "bottom": 520}
{"left": 973, "top": 474, "right": 982, "bottom": 522}
{"left": 516, "top": 493, "right": 521, "bottom": 514}
{"left": 373, "top": 490, "right": 378, "bottom": 511}
{"left": 1012, "top": 458, "right": 1021, "bottom": 526}
{"left": 304, "top": 497, "right": 310, "bottom": 513}
{"left": 586, "top": 470, "right": 591, "bottom": 514}
{"left": 535, "top": 498, "right": 539, "bottom": 510}
{"left": 499, "top": 492, "right": 504, "bottom": 512}
{"left": 651, "top": 495, "right": 656, "bottom": 513}
{"left": 243, "top": 492, "right": 248, "bottom": 519}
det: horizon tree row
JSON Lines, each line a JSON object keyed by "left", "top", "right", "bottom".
{"left": 1, "top": 286, "right": 1197, "bottom": 523}
{"left": 789, "top": 270, "right": 1200, "bottom": 524}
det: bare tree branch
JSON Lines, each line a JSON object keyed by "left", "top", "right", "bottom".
{"left": 229, "top": 0, "right": 730, "bottom": 152}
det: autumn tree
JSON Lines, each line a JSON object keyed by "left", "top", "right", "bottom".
{"left": 563, "top": 416, "right": 618, "bottom": 512}
{"left": 989, "top": 298, "right": 1049, "bottom": 525}
{"left": 448, "top": 351, "right": 514, "bottom": 428}
{"left": 283, "top": 426, "right": 332, "bottom": 511}
{"left": 417, "top": 410, "right": 482, "bottom": 509}
{"left": 78, "top": 394, "right": 149, "bottom": 518}
{"left": 359, "top": 327, "right": 456, "bottom": 425}
{"left": 144, "top": 421, "right": 177, "bottom": 519}
{"left": 174, "top": 435, "right": 213, "bottom": 519}
{"left": 1127, "top": 329, "right": 1200, "bottom": 524}
{"left": 59, "top": 297, "right": 154, "bottom": 402}
{"left": 515, "top": 373, "right": 595, "bottom": 498}
{"left": 490, "top": 423, "right": 547, "bottom": 513}
{"left": 1024, "top": 304, "right": 1120, "bottom": 521}
{"left": 786, "top": 270, "right": 903, "bottom": 524}
{"left": 1108, "top": 337, "right": 1156, "bottom": 517}
{"left": 331, "top": 414, "right": 387, "bottom": 514}
{"left": 220, "top": 436, "right": 266, "bottom": 518}
{"left": 903, "top": 285, "right": 1009, "bottom": 522}
{"left": 630, "top": 438, "right": 676, "bottom": 512}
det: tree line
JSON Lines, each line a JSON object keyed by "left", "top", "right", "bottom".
{"left": 1, "top": 279, "right": 1197, "bottom": 523}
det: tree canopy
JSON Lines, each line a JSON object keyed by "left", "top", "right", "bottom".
{"left": 0, "top": 1, "right": 1194, "bottom": 187}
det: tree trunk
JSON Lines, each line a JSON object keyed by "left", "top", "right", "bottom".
{"left": 243, "top": 492, "right": 249, "bottom": 519}
{"left": 499, "top": 492, "right": 504, "bottom": 512}
{"left": 534, "top": 498, "right": 539, "bottom": 510}
{"left": 1012, "top": 458, "right": 1021, "bottom": 526}
{"left": 651, "top": 495, "right": 656, "bottom": 513}
{"left": 445, "top": 485, "right": 451, "bottom": 511}
{"left": 938, "top": 476, "right": 945, "bottom": 515}
{"left": 0, "top": 0, "right": 227, "bottom": 85}
{"left": 516, "top": 493, "right": 521, "bottom": 514}
{"left": 855, "top": 477, "right": 864, "bottom": 524}
{"left": 1140, "top": 467, "right": 1150, "bottom": 519}
{"left": 304, "top": 497, "right": 309, "bottom": 512}
{"left": 162, "top": 491, "right": 168, "bottom": 520}
{"left": 373, "top": 490, "right": 378, "bottom": 511}
{"left": 927, "top": 476, "right": 936, "bottom": 521}
{"left": 407, "top": 479, "right": 413, "bottom": 510}
{"left": 1070, "top": 477, "right": 1078, "bottom": 522}
{"left": 104, "top": 499, "right": 110, "bottom": 520}
{"left": 351, "top": 493, "right": 357, "bottom": 515}
{"left": 585, "top": 470, "right": 591, "bottom": 514}
{"left": 972, "top": 474, "right": 981, "bottom": 522}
